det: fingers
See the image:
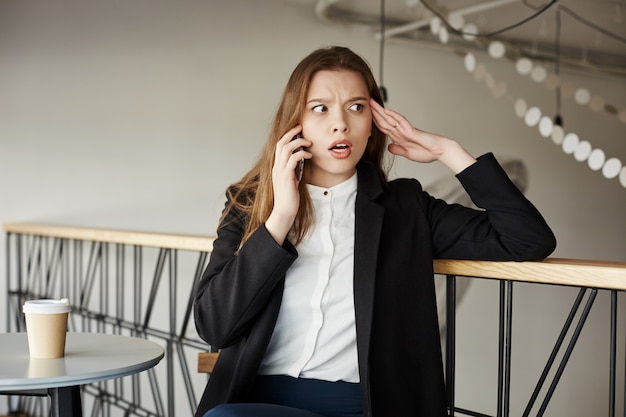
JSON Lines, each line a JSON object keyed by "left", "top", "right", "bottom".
{"left": 278, "top": 126, "right": 303, "bottom": 151}
{"left": 275, "top": 126, "right": 311, "bottom": 181}
{"left": 387, "top": 142, "right": 408, "bottom": 158}
{"left": 278, "top": 127, "right": 311, "bottom": 156}
{"left": 370, "top": 99, "right": 403, "bottom": 132}
{"left": 271, "top": 128, "right": 307, "bottom": 226}
{"left": 370, "top": 99, "right": 401, "bottom": 130}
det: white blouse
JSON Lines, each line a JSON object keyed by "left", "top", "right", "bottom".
{"left": 258, "top": 172, "right": 359, "bottom": 383}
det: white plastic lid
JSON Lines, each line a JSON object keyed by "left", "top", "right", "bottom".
{"left": 23, "top": 298, "right": 72, "bottom": 314}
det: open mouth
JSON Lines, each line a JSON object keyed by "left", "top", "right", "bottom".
{"left": 330, "top": 143, "right": 351, "bottom": 152}
{"left": 329, "top": 141, "right": 353, "bottom": 159}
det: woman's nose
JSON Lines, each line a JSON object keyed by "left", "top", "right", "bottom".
{"left": 332, "top": 112, "right": 349, "bottom": 132}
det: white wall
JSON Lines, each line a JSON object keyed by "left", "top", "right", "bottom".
{"left": 1, "top": 0, "right": 625, "bottom": 415}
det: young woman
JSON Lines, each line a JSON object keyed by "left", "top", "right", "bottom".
{"left": 194, "top": 46, "right": 556, "bottom": 417}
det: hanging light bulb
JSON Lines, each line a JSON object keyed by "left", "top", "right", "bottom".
{"left": 530, "top": 66, "right": 547, "bottom": 83}
{"left": 448, "top": 13, "right": 464, "bottom": 31}
{"left": 589, "top": 95, "right": 605, "bottom": 112}
{"left": 438, "top": 26, "right": 449, "bottom": 44}
{"left": 601, "top": 158, "right": 621, "bottom": 179}
{"left": 538, "top": 116, "right": 553, "bottom": 137}
{"left": 524, "top": 107, "right": 541, "bottom": 127}
{"left": 574, "top": 141, "right": 592, "bottom": 162}
{"left": 515, "top": 58, "right": 533, "bottom": 75}
{"left": 588, "top": 148, "right": 605, "bottom": 171}
{"left": 551, "top": 124, "right": 564, "bottom": 145}
{"left": 464, "top": 53, "right": 476, "bottom": 72}
{"left": 430, "top": 16, "right": 441, "bottom": 35}
{"left": 574, "top": 88, "right": 591, "bottom": 105}
{"left": 562, "top": 133, "right": 580, "bottom": 154}
{"left": 514, "top": 98, "right": 527, "bottom": 118}
{"left": 462, "top": 23, "right": 478, "bottom": 41}
{"left": 488, "top": 41, "right": 506, "bottom": 59}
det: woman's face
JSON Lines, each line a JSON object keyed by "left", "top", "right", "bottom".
{"left": 301, "top": 69, "right": 372, "bottom": 188}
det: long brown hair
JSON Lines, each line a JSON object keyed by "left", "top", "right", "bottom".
{"left": 222, "top": 46, "right": 388, "bottom": 247}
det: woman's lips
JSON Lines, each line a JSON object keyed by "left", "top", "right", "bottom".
{"left": 329, "top": 140, "right": 353, "bottom": 159}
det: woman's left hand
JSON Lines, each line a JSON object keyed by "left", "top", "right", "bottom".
{"left": 370, "top": 99, "right": 476, "bottom": 173}
{"left": 370, "top": 99, "right": 446, "bottom": 163}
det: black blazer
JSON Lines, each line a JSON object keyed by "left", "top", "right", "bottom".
{"left": 194, "top": 153, "right": 556, "bottom": 417}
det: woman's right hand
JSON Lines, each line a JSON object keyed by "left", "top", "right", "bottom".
{"left": 265, "top": 126, "right": 311, "bottom": 245}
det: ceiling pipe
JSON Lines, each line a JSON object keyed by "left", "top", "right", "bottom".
{"left": 315, "top": 0, "right": 343, "bottom": 22}
{"left": 314, "top": 0, "right": 626, "bottom": 76}
{"left": 373, "top": 0, "right": 520, "bottom": 39}
{"left": 374, "top": 18, "right": 430, "bottom": 39}
{"left": 448, "top": 0, "right": 519, "bottom": 18}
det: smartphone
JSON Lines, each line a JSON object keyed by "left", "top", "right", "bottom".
{"left": 292, "top": 134, "right": 305, "bottom": 181}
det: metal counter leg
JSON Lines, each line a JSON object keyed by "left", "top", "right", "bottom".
{"left": 49, "top": 386, "right": 82, "bottom": 417}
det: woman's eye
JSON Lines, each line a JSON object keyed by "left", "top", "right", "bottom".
{"left": 312, "top": 104, "right": 326, "bottom": 113}
{"left": 349, "top": 103, "right": 364, "bottom": 111}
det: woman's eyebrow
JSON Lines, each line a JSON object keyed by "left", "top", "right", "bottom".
{"left": 306, "top": 97, "right": 327, "bottom": 105}
{"left": 306, "top": 95, "right": 369, "bottom": 104}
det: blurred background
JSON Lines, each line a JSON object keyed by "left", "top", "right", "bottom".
{"left": 1, "top": 0, "right": 625, "bottom": 416}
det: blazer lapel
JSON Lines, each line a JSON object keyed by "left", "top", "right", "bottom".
{"left": 353, "top": 161, "right": 385, "bottom": 412}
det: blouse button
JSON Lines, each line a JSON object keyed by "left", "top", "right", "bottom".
{"left": 323, "top": 191, "right": 329, "bottom": 196}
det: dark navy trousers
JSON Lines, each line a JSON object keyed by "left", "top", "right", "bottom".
{"left": 203, "top": 375, "right": 364, "bottom": 417}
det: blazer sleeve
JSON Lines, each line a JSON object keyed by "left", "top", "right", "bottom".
{"left": 427, "top": 153, "right": 556, "bottom": 261}
{"left": 194, "top": 195, "right": 298, "bottom": 348}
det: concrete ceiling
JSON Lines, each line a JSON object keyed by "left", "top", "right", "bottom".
{"left": 292, "top": 0, "right": 626, "bottom": 75}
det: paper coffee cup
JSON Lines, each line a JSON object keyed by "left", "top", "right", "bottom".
{"left": 23, "top": 298, "right": 71, "bottom": 359}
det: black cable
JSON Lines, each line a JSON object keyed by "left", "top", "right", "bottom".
{"left": 379, "top": 0, "right": 388, "bottom": 102}
{"left": 554, "top": 8, "right": 562, "bottom": 126}
{"left": 420, "top": 0, "right": 560, "bottom": 38}
{"left": 522, "top": 0, "right": 548, "bottom": 11}
{"left": 419, "top": 0, "right": 626, "bottom": 47}
{"left": 559, "top": 5, "right": 626, "bottom": 45}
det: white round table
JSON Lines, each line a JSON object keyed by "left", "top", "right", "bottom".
{"left": 0, "top": 332, "right": 164, "bottom": 417}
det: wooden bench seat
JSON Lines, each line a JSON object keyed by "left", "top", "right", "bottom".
{"left": 198, "top": 351, "right": 219, "bottom": 373}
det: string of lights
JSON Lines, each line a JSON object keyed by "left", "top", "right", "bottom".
{"left": 404, "top": 1, "right": 626, "bottom": 189}
{"left": 375, "top": 0, "right": 626, "bottom": 188}
{"left": 460, "top": 46, "right": 626, "bottom": 189}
